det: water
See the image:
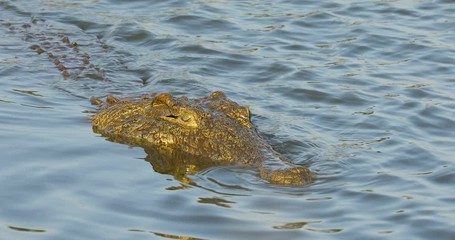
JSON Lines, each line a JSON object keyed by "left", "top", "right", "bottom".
{"left": 1, "top": 0, "right": 455, "bottom": 239}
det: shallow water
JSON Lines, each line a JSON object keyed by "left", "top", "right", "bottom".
{"left": 1, "top": 0, "right": 455, "bottom": 239}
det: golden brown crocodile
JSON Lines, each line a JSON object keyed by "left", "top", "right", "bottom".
{"left": 91, "top": 91, "right": 315, "bottom": 185}
{"left": 5, "top": 16, "right": 314, "bottom": 185}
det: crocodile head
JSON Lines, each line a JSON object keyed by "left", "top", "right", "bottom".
{"left": 92, "top": 91, "right": 261, "bottom": 164}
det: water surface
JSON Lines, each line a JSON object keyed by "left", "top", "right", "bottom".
{"left": 1, "top": 0, "right": 455, "bottom": 239}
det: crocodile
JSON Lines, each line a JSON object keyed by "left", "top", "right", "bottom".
{"left": 91, "top": 92, "right": 315, "bottom": 185}
{"left": 4, "top": 16, "right": 315, "bottom": 185}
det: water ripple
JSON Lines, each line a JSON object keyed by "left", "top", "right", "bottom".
{"left": 1, "top": 0, "right": 455, "bottom": 239}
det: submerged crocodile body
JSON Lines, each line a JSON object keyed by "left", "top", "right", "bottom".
{"left": 3, "top": 18, "right": 107, "bottom": 80}
{"left": 92, "top": 92, "right": 315, "bottom": 185}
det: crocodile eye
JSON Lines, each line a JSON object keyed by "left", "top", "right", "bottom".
{"left": 165, "top": 114, "right": 192, "bottom": 122}
{"left": 160, "top": 112, "right": 198, "bottom": 128}
{"left": 181, "top": 114, "right": 192, "bottom": 122}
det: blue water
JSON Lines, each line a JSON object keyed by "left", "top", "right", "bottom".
{"left": 1, "top": 0, "right": 455, "bottom": 239}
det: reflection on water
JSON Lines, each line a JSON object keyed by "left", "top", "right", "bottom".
{"left": 144, "top": 146, "right": 222, "bottom": 184}
{"left": 198, "top": 197, "right": 235, "bottom": 208}
{"left": 12, "top": 89, "right": 44, "bottom": 97}
{"left": 273, "top": 221, "right": 343, "bottom": 233}
{"left": 129, "top": 229, "right": 204, "bottom": 240}
{"left": 1, "top": 0, "right": 455, "bottom": 239}
{"left": 8, "top": 225, "right": 46, "bottom": 233}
